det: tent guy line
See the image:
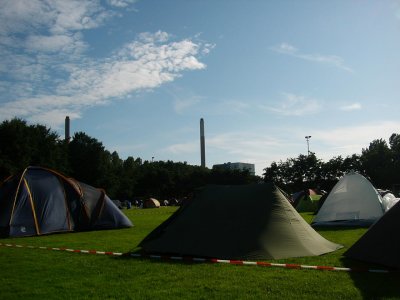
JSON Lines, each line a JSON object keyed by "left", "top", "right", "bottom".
{"left": 0, "top": 242, "right": 394, "bottom": 273}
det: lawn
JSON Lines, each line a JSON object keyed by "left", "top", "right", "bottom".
{"left": 0, "top": 208, "right": 399, "bottom": 299}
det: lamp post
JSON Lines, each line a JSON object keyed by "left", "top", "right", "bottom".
{"left": 305, "top": 136, "right": 311, "bottom": 156}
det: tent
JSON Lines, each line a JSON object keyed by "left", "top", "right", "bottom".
{"left": 344, "top": 200, "right": 400, "bottom": 269}
{"left": 0, "top": 166, "right": 132, "bottom": 237}
{"left": 144, "top": 198, "right": 160, "bottom": 208}
{"left": 291, "top": 189, "right": 317, "bottom": 207}
{"left": 138, "top": 183, "right": 342, "bottom": 260}
{"left": 295, "top": 194, "right": 321, "bottom": 212}
{"left": 381, "top": 193, "right": 400, "bottom": 212}
{"left": 312, "top": 172, "right": 384, "bottom": 227}
{"left": 296, "top": 194, "right": 322, "bottom": 212}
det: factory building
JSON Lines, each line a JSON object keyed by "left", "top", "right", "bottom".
{"left": 212, "top": 162, "right": 256, "bottom": 176}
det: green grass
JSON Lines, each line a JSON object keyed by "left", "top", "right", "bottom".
{"left": 1, "top": 208, "right": 399, "bottom": 299}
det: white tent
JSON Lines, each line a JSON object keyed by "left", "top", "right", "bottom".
{"left": 312, "top": 172, "right": 384, "bottom": 226}
{"left": 381, "top": 193, "right": 400, "bottom": 212}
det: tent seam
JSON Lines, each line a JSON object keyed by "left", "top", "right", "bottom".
{"left": 23, "top": 178, "right": 41, "bottom": 235}
{"left": 9, "top": 167, "right": 28, "bottom": 227}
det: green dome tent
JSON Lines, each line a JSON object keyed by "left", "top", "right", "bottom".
{"left": 0, "top": 166, "right": 132, "bottom": 237}
{"left": 294, "top": 190, "right": 322, "bottom": 213}
{"left": 139, "top": 183, "right": 342, "bottom": 260}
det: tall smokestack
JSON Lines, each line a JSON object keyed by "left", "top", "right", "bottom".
{"left": 65, "top": 116, "right": 70, "bottom": 143}
{"left": 200, "top": 118, "right": 206, "bottom": 168}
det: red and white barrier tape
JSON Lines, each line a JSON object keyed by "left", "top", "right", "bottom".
{"left": 0, "top": 242, "right": 394, "bottom": 273}
{"left": 0, "top": 242, "right": 124, "bottom": 256}
{"left": 129, "top": 253, "right": 392, "bottom": 273}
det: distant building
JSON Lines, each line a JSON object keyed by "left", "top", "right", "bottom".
{"left": 212, "top": 162, "right": 255, "bottom": 176}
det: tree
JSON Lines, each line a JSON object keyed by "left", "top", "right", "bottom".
{"left": 0, "top": 118, "right": 65, "bottom": 179}
{"left": 117, "top": 156, "right": 141, "bottom": 199}
{"left": 361, "top": 139, "right": 392, "bottom": 188}
{"left": 389, "top": 133, "right": 400, "bottom": 185}
{"left": 67, "top": 132, "right": 109, "bottom": 187}
{"left": 263, "top": 153, "right": 322, "bottom": 192}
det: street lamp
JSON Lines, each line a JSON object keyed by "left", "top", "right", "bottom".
{"left": 305, "top": 136, "right": 311, "bottom": 156}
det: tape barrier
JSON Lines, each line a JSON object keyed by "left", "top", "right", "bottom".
{"left": 0, "top": 242, "right": 124, "bottom": 256}
{"left": 129, "top": 253, "right": 392, "bottom": 273}
{"left": 0, "top": 242, "right": 394, "bottom": 273}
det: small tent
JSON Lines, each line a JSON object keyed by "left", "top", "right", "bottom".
{"left": 144, "top": 198, "right": 160, "bottom": 208}
{"left": 344, "top": 200, "right": 400, "bottom": 269}
{"left": 291, "top": 189, "right": 317, "bottom": 207}
{"left": 312, "top": 172, "right": 384, "bottom": 227}
{"left": 0, "top": 166, "right": 132, "bottom": 237}
{"left": 295, "top": 193, "right": 321, "bottom": 213}
{"left": 381, "top": 193, "right": 400, "bottom": 212}
{"left": 138, "top": 183, "right": 342, "bottom": 260}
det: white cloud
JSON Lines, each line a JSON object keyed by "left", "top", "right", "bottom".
{"left": 202, "top": 43, "right": 216, "bottom": 55}
{"left": 48, "top": 1, "right": 111, "bottom": 34}
{"left": 166, "top": 142, "right": 198, "bottom": 154}
{"left": 29, "top": 109, "right": 81, "bottom": 129}
{"left": 60, "top": 33, "right": 208, "bottom": 99}
{"left": 165, "top": 131, "right": 293, "bottom": 176}
{"left": 0, "top": 30, "right": 211, "bottom": 127}
{"left": 340, "top": 103, "right": 362, "bottom": 111}
{"left": 26, "top": 34, "right": 86, "bottom": 53}
{"left": 137, "top": 31, "right": 169, "bottom": 44}
{"left": 107, "top": 0, "right": 138, "bottom": 8}
{"left": 0, "top": 0, "right": 110, "bottom": 90}
{"left": 0, "top": 0, "right": 109, "bottom": 35}
{"left": 164, "top": 120, "right": 400, "bottom": 176}
{"left": 314, "top": 121, "right": 400, "bottom": 147}
{"left": 262, "top": 93, "right": 323, "bottom": 116}
{"left": 0, "top": 0, "right": 212, "bottom": 128}
{"left": 272, "top": 42, "right": 353, "bottom": 72}
{"left": 275, "top": 42, "right": 297, "bottom": 54}
{"left": 295, "top": 120, "right": 400, "bottom": 163}
{"left": 219, "top": 100, "right": 250, "bottom": 114}
{"left": 174, "top": 97, "right": 201, "bottom": 114}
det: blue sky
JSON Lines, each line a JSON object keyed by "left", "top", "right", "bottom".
{"left": 1, "top": 0, "right": 400, "bottom": 175}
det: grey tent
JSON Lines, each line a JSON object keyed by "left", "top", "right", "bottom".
{"left": 312, "top": 172, "right": 384, "bottom": 227}
{"left": 0, "top": 166, "right": 132, "bottom": 237}
{"left": 344, "top": 200, "right": 400, "bottom": 269}
{"left": 139, "top": 183, "right": 342, "bottom": 260}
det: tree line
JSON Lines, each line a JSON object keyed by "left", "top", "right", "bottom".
{"left": 1, "top": 118, "right": 400, "bottom": 199}
{"left": 0, "top": 119, "right": 258, "bottom": 200}
{"left": 263, "top": 135, "right": 400, "bottom": 195}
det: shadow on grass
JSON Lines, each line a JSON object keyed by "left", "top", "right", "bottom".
{"left": 118, "top": 243, "right": 400, "bottom": 299}
{"left": 341, "top": 256, "right": 400, "bottom": 299}
{"left": 113, "top": 250, "right": 209, "bottom": 268}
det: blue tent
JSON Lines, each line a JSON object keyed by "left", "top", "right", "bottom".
{"left": 0, "top": 166, "right": 132, "bottom": 237}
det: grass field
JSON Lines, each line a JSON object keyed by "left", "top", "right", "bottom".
{"left": 1, "top": 207, "right": 399, "bottom": 299}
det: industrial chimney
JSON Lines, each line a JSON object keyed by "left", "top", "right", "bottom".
{"left": 65, "top": 116, "right": 70, "bottom": 143}
{"left": 200, "top": 118, "right": 206, "bottom": 168}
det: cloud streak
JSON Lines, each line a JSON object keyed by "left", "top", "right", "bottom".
{"left": 261, "top": 93, "right": 323, "bottom": 116}
{"left": 340, "top": 103, "right": 362, "bottom": 111}
{"left": 272, "top": 42, "right": 353, "bottom": 72}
